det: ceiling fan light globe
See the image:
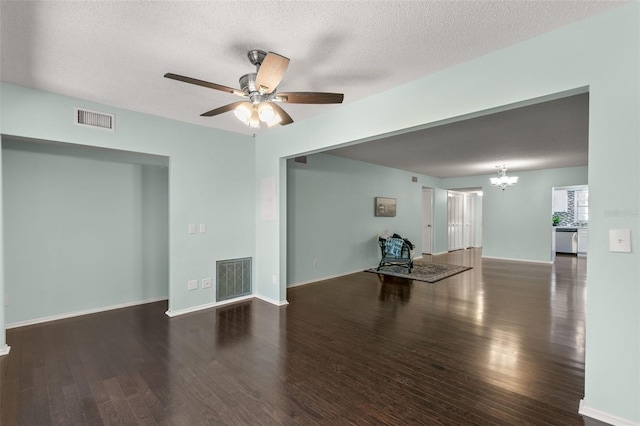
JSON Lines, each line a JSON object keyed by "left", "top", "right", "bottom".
{"left": 266, "top": 113, "right": 282, "bottom": 127}
{"left": 258, "top": 103, "right": 277, "bottom": 122}
{"left": 234, "top": 104, "right": 252, "bottom": 124}
{"left": 248, "top": 108, "right": 260, "bottom": 128}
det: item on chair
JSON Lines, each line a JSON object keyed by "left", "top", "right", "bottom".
{"left": 377, "top": 235, "right": 413, "bottom": 273}
{"left": 385, "top": 238, "right": 404, "bottom": 257}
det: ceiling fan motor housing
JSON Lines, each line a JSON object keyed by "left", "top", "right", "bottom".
{"left": 238, "top": 73, "right": 257, "bottom": 95}
{"left": 247, "top": 50, "right": 267, "bottom": 67}
{"left": 239, "top": 73, "right": 272, "bottom": 104}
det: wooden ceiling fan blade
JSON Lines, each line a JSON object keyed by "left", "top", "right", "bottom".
{"left": 270, "top": 103, "right": 294, "bottom": 125}
{"left": 275, "top": 92, "right": 344, "bottom": 104}
{"left": 164, "top": 73, "right": 246, "bottom": 97}
{"left": 254, "top": 52, "right": 290, "bottom": 95}
{"left": 201, "top": 101, "right": 249, "bottom": 117}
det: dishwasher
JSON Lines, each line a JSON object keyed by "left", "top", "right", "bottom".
{"left": 556, "top": 228, "right": 578, "bottom": 254}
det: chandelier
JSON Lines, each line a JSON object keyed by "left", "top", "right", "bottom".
{"left": 490, "top": 165, "right": 518, "bottom": 190}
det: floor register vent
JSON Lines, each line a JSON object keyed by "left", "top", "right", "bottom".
{"left": 216, "top": 257, "right": 252, "bottom": 301}
{"left": 74, "top": 107, "right": 115, "bottom": 131}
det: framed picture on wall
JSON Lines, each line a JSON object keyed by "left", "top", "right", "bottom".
{"left": 375, "top": 197, "right": 396, "bottom": 217}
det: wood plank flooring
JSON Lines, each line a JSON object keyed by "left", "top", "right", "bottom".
{"left": 1, "top": 249, "right": 608, "bottom": 425}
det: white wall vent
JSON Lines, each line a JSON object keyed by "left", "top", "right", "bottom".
{"left": 74, "top": 108, "right": 115, "bottom": 131}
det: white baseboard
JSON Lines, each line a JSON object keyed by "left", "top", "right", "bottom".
{"left": 165, "top": 295, "right": 254, "bottom": 317}
{"left": 0, "top": 345, "right": 11, "bottom": 356}
{"left": 165, "top": 293, "right": 288, "bottom": 317}
{"left": 254, "top": 294, "right": 289, "bottom": 306}
{"left": 482, "top": 255, "right": 553, "bottom": 265}
{"left": 579, "top": 399, "right": 638, "bottom": 426}
{"left": 288, "top": 257, "right": 437, "bottom": 289}
{"left": 287, "top": 267, "right": 369, "bottom": 288}
{"left": 6, "top": 296, "right": 169, "bottom": 329}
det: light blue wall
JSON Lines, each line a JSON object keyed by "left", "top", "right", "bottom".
{"left": 287, "top": 155, "right": 588, "bottom": 283}
{"left": 256, "top": 4, "right": 639, "bottom": 422}
{"left": 442, "top": 166, "right": 588, "bottom": 263}
{"left": 287, "top": 153, "right": 440, "bottom": 285}
{"left": 141, "top": 165, "right": 170, "bottom": 302}
{"left": 2, "top": 145, "right": 169, "bottom": 324}
{"left": 0, "top": 3, "right": 637, "bottom": 422}
{"left": 0, "top": 83, "right": 256, "bottom": 323}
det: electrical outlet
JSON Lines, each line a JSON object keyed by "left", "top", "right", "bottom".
{"left": 188, "top": 279, "right": 198, "bottom": 290}
{"left": 201, "top": 277, "right": 212, "bottom": 289}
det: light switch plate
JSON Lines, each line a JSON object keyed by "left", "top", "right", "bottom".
{"left": 199, "top": 224, "right": 206, "bottom": 233}
{"left": 188, "top": 279, "right": 198, "bottom": 290}
{"left": 201, "top": 277, "right": 212, "bottom": 289}
{"left": 188, "top": 224, "right": 197, "bottom": 234}
{"left": 609, "top": 229, "right": 631, "bottom": 252}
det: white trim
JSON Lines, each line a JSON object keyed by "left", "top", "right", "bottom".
{"left": 0, "top": 345, "right": 11, "bottom": 356}
{"left": 579, "top": 399, "right": 638, "bottom": 426}
{"left": 6, "top": 297, "right": 168, "bottom": 329}
{"left": 430, "top": 251, "right": 449, "bottom": 256}
{"left": 288, "top": 258, "right": 427, "bottom": 289}
{"left": 254, "top": 294, "right": 289, "bottom": 306}
{"left": 165, "top": 295, "right": 254, "bottom": 317}
{"left": 481, "top": 255, "right": 553, "bottom": 265}
{"left": 287, "top": 267, "right": 368, "bottom": 288}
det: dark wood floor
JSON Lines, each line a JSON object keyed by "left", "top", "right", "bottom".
{"left": 1, "top": 249, "right": 608, "bottom": 425}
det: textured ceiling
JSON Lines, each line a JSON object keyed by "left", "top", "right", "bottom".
{"left": 326, "top": 92, "right": 589, "bottom": 178}
{"left": 0, "top": 1, "right": 625, "bottom": 175}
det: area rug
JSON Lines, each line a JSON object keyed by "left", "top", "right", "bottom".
{"left": 366, "top": 262, "right": 472, "bottom": 283}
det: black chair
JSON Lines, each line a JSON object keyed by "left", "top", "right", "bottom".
{"left": 377, "top": 236, "right": 413, "bottom": 273}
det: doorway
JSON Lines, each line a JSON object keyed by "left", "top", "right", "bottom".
{"left": 447, "top": 189, "right": 483, "bottom": 251}
{"left": 421, "top": 188, "right": 433, "bottom": 254}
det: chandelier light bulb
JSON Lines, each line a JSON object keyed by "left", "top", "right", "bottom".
{"left": 490, "top": 165, "right": 518, "bottom": 190}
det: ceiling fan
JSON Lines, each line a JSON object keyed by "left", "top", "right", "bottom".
{"left": 164, "top": 49, "right": 344, "bottom": 128}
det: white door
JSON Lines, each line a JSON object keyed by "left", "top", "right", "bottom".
{"left": 448, "top": 191, "right": 464, "bottom": 251}
{"left": 476, "top": 195, "right": 483, "bottom": 247}
{"left": 464, "top": 194, "right": 473, "bottom": 248}
{"left": 421, "top": 188, "right": 433, "bottom": 254}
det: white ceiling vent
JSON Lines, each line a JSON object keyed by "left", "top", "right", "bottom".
{"left": 74, "top": 107, "right": 115, "bottom": 131}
